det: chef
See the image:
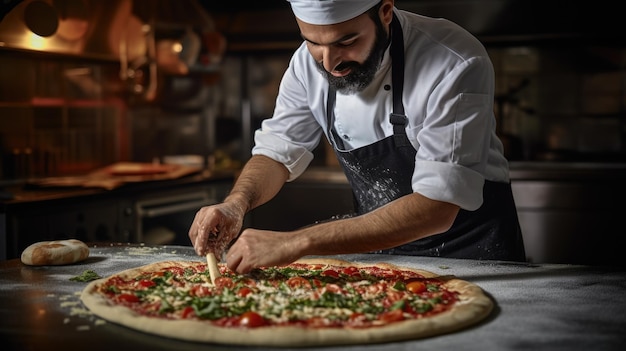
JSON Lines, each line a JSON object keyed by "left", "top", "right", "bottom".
{"left": 189, "top": 0, "right": 526, "bottom": 273}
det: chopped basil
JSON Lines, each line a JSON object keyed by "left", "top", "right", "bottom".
{"left": 193, "top": 299, "right": 226, "bottom": 319}
{"left": 152, "top": 276, "right": 168, "bottom": 285}
{"left": 427, "top": 283, "right": 439, "bottom": 292}
{"left": 69, "top": 270, "right": 101, "bottom": 282}
{"left": 390, "top": 300, "right": 406, "bottom": 311}
{"left": 392, "top": 281, "right": 406, "bottom": 291}
{"left": 411, "top": 300, "right": 434, "bottom": 313}
{"left": 158, "top": 298, "right": 174, "bottom": 314}
{"left": 106, "top": 285, "right": 120, "bottom": 294}
{"left": 429, "top": 296, "right": 443, "bottom": 304}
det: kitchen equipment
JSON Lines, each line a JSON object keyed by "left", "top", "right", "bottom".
{"left": 23, "top": 0, "right": 59, "bottom": 37}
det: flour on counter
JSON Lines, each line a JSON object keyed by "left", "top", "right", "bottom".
{"left": 54, "top": 291, "right": 109, "bottom": 332}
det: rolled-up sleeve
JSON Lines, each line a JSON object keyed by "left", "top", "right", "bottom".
{"left": 410, "top": 57, "right": 495, "bottom": 210}
{"left": 413, "top": 161, "right": 485, "bottom": 210}
{"left": 253, "top": 131, "right": 315, "bottom": 181}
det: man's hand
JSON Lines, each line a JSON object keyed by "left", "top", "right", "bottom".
{"left": 188, "top": 155, "right": 289, "bottom": 263}
{"left": 188, "top": 202, "right": 245, "bottom": 259}
{"left": 225, "top": 229, "right": 304, "bottom": 274}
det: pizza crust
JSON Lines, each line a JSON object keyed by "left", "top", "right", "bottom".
{"left": 81, "top": 258, "right": 493, "bottom": 347}
{"left": 21, "top": 239, "right": 89, "bottom": 266}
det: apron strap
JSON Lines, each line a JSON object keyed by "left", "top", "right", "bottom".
{"left": 389, "top": 14, "right": 409, "bottom": 147}
{"left": 326, "top": 86, "right": 345, "bottom": 150}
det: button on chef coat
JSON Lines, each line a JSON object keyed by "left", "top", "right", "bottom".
{"left": 252, "top": 9, "right": 509, "bottom": 211}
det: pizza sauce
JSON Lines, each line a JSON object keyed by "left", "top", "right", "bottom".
{"left": 94, "top": 262, "right": 459, "bottom": 329}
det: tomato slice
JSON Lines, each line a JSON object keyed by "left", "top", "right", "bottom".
{"left": 324, "top": 283, "right": 343, "bottom": 293}
{"left": 117, "top": 293, "right": 140, "bottom": 303}
{"left": 379, "top": 309, "right": 405, "bottom": 323}
{"left": 214, "top": 277, "right": 235, "bottom": 290}
{"left": 237, "top": 287, "right": 253, "bottom": 297}
{"left": 341, "top": 266, "right": 361, "bottom": 277}
{"left": 406, "top": 281, "right": 426, "bottom": 293}
{"left": 310, "top": 278, "right": 324, "bottom": 288}
{"left": 238, "top": 311, "right": 267, "bottom": 328}
{"left": 321, "top": 269, "right": 340, "bottom": 278}
{"left": 286, "top": 276, "right": 311, "bottom": 289}
{"left": 181, "top": 306, "right": 195, "bottom": 319}
{"left": 138, "top": 279, "right": 156, "bottom": 288}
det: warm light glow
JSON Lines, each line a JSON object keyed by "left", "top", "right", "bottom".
{"left": 172, "top": 42, "right": 183, "bottom": 53}
{"left": 28, "top": 32, "right": 46, "bottom": 50}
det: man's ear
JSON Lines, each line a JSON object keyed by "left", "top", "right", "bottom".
{"left": 380, "top": 0, "right": 395, "bottom": 26}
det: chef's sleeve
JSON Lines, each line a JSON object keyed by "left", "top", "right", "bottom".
{"left": 410, "top": 56, "right": 497, "bottom": 211}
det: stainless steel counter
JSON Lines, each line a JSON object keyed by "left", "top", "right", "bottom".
{"left": 1, "top": 244, "right": 625, "bottom": 350}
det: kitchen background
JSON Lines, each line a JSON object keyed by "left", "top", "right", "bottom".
{"left": 0, "top": 0, "right": 625, "bottom": 265}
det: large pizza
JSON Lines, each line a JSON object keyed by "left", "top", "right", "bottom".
{"left": 80, "top": 258, "right": 493, "bottom": 347}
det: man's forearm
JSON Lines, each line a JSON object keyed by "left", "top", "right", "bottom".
{"left": 296, "top": 192, "right": 460, "bottom": 256}
{"left": 224, "top": 155, "right": 289, "bottom": 214}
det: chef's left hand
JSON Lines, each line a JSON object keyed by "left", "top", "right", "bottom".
{"left": 226, "top": 229, "right": 302, "bottom": 274}
{"left": 188, "top": 201, "right": 244, "bottom": 259}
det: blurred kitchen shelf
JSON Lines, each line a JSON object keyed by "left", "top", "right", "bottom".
{"left": 0, "top": 98, "right": 126, "bottom": 108}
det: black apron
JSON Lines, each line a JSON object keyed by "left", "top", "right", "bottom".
{"left": 325, "top": 15, "right": 525, "bottom": 261}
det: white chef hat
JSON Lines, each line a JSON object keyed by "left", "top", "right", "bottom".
{"left": 287, "top": 0, "right": 381, "bottom": 25}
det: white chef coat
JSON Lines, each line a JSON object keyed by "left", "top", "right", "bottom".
{"left": 252, "top": 8, "right": 509, "bottom": 211}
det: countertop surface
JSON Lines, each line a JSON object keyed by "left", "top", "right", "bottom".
{"left": 1, "top": 169, "right": 235, "bottom": 209}
{"left": 1, "top": 244, "right": 625, "bottom": 351}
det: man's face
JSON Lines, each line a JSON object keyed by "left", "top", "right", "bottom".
{"left": 298, "top": 11, "right": 390, "bottom": 94}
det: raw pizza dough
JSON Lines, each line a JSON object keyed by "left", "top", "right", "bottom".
{"left": 21, "top": 239, "right": 89, "bottom": 266}
{"left": 81, "top": 258, "right": 493, "bottom": 347}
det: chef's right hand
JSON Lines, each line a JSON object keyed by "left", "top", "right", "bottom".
{"left": 188, "top": 202, "right": 244, "bottom": 258}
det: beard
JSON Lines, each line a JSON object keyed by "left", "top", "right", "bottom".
{"left": 316, "top": 22, "right": 389, "bottom": 95}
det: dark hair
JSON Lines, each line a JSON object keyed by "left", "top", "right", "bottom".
{"left": 366, "top": 1, "right": 384, "bottom": 23}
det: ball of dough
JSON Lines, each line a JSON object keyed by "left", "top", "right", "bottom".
{"left": 21, "top": 239, "right": 90, "bottom": 266}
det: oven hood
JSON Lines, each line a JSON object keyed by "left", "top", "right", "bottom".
{"left": 0, "top": 0, "right": 219, "bottom": 61}
{"left": 0, "top": 0, "right": 225, "bottom": 102}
